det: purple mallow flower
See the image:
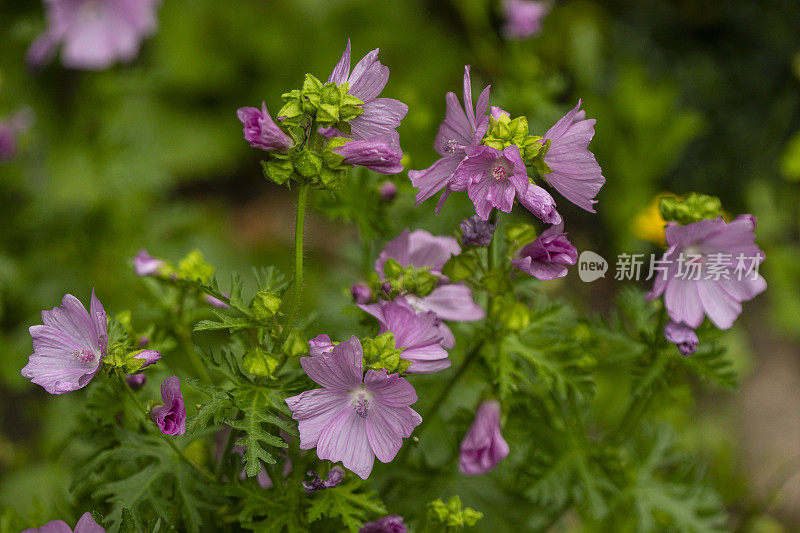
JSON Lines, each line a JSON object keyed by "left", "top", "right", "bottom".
{"left": 359, "top": 515, "right": 407, "bottom": 533}
{"left": 22, "top": 290, "right": 107, "bottom": 395}
{"left": 460, "top": 215, "right": 497, "bottom": 247}
{"left": 502, "top": 0, "right": 551, "bottom": 40}
{"left": 452, "top": 144, "right": 560, "bottom": 223}
{"left": 664, "top": 321, "right": 698, "bottom": 356}
{"left": 126, "top": 373, "right": 146, "bottom": 390}
{"left": 303, "top": 466, "right": 345, "bottom": 493}
{"left": 27, "top": 0, "right": 161, "bottom": 71}
{"left": 324, "top": 40, "right": 408, "bottom": 145}
{"left": 645, "top": 215, "right": 766, "bottom": 330}
{"left": 285, "top": 336, "right": 422, "bottom": 479}
{"left": 459, "top": 400, "right": 510, "bottom": 475}
{"left": 359, "top": 301, "right": 451, "bottom": 373}
{"left": 376, "top": 229, "right": 485, "bottom": 323}
{"left": 150, "top": 376, "right": 186, "bottom": 436}
{"left": 334, "top": 135, "right": 403, "bottom": 175}
{"left": 133, "top": 349, "right": 161, "bottom": 368}
{"left": 133, "top": 249, "right": 164, "bottom": 277}
{"left": 237, "top": 102, "right": 294, "bottom": 153}
{"left": 409, "top": 66, "right": 490, "bottom": 212}
{"left": 540, "top": 100, "right": 605, "bottom": 213}
{"left": 511, "top": 222, "right": 577, "bottom": 280}
{"left": 23, "top": 512, "right": 105, "bottom": 533}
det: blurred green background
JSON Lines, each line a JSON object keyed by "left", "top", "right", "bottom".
{"left": 2, "top": 0, "right": 800, "bottom": 530}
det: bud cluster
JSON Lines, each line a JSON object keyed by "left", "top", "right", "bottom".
{"left": 659, "top": 192, "right": 723, "bottom": 225}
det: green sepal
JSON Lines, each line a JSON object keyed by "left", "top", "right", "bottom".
{"left": 242, "top": 346, "right": 279, "bottom": 377}
{"left": 260, "top": 158, "right": 295, "bottom": 186}
{"left": 316, "top": 103, "right": 339, "bottom": 125}
{"left": 659, "top": 192, "right": 723, "bottom": 225}
{"left": 319, "top": 166, "right": 348, "bottom": 190}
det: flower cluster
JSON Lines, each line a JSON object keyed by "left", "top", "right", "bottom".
{"left": 646, "top": 195, "right": 766, "bottom": 354}
{"left": 238, "top": 40, "right": 407, "bottom": 191}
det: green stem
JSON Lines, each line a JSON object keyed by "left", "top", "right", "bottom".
{"left": 175, "top": 291, "right": 212, "bottom": 384}
{"left": 284, "top": 183, "right": 308, "bottom": 337}
{"left": 120, "top": 375, "right": 215, "bottom": 482}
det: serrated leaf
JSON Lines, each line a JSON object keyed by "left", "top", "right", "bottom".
{"left": 228, "top": 385, "right": 297, "bottom": 477}
{"left": 306, "top": 481, "right": 387, "bottom": 533}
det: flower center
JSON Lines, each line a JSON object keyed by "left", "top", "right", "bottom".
{"left": 73, "top": 348, "right": 96, "bottom": 365}
{"left": 444, "top": 139, "right": 459, "bottom": 154}
{"left": 492, "top": 165, "right": 508, "bottom": 181}
{"left": 352, "top": 390, "right": 371, "bottom": 418}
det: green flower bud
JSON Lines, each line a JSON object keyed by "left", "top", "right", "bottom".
{"left": 260, "top": 158, "right": 294, "bottom": 185}
{"left": 659, "top": 193, "right": 723, "bottom": 225}
{"left": 178, "top": 250, "right": 214, "bottom": 283}
{"left": 282, "top": 328, "right": 307, "bottom": 358}
{"left": 243, "top": 347, "right": 279, "bottom": 377}
{"left": 442, "top": 253, "right": 478, "bottom": 283}
{"left": 427, "top": 496, "right": 483, "bottom": 528}
{"left": 362, "top": 332, "right": 407, "bottom": 373}
{"left": 293, "top": 150, "right": 323, "bottom": 179}
{"left": 491, "top": 297, "right": 530, "bottom": 331}
{"left": 251, "top": 290, "right": 281, "bottom": 321}
{"left": 383, "top": 258, "right": 404, "bottom": 279}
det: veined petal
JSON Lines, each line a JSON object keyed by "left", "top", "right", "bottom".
{"left": 300, "top": 336, "right": 363, "bottom": 391}
{"left": 366, "top": 401, "right": 422, "bottom": 463}
{"left": 317, "top": 408, "right": 374, "bottom": 479}
{"left": 328, "top": 39, "right": 351, "bottom": 85}
{"left": 348, "top": 48, "right": 389, "bottom": 102}
{"left": 364, "top": 370, "right": 418, "bottom": 407}
{"left": 286, "top": 389, "right": 351, "bottom": 450}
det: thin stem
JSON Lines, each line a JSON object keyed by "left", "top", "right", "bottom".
{"left": 120, "top": 375, "right": 215, "bottom": 482}
{"left": 175, "top": 291, "right": 212, "bottom": 384}
{"left": 284, "top": 183, "right": 309, "bottom": 338}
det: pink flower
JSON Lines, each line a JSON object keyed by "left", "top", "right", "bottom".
{"left": 359, "top": 301, "right": 451, "bottom": 374}
{"left": 22, "top": 290, "right": 107, "bottom": 394}
{"left": 125, "top": 374, "right": 146, "bottom": 390}
{"left": 502, "top": 0, "right": 551, "bottom": 40}
{"left": 511, "top": 222, "right": 577, "bottom": 280}
{"left": 646, "top": 215, "right": 766, "bottom": 330}
{"left": 27, "top": 0, "right": 161, "bottom": 71}
{"left": 376, "top": 229, "right": 485, "bottom": 324}
{"left": 325, "top": 40, "right": 408, "bottom": 144}
{"left": 237, "top": 102, "right": 294, "bottom": 153}
{"left": 540, "top": 100, "right": 605, "bottom": 212}
{"left": 151, "top": 376, "right": 186, "bottom": 436}
{"left": 133, "top": 249, "right": 164, "bottom": 277}
{"left": 459, "top": 400, "right": 510, "bottom": 475}
{"left": 409, "top": 66, "right": 490, "bottom": 212}
{"left": 285, "top": 336, "right": 422, "bottom": 479}
{"left": 663, "top": 321, "right": 698, "bottom": 356}
{"left": 22, "top": 512, "right": 104, "bottom": 533}
{"left": 452, "top": 144, "right": 561, "bottom": 223}
{"left": 334, "top": 135, "right": 403, "bottom": 175}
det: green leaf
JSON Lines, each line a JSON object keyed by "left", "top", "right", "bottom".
{"left": 228, "top": 384, "right": 297, "bottom": 477}
{"left": 194, "top": 310, "right": 261, "bottom": 333}
{"left": 185, "top": 379, "right": 236, "bottom": 434}
{"left": 306, "top": 480, "right": 387, "bottom": 533}
{"left": 118, "top": 508, "right": 136, "bottom": 533}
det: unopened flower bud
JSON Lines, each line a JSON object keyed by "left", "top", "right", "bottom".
{"left": 126, "top": 374, "right": 146, "bottom": 390}
{"left": 460, "top": 215, "right": 497, "bottom": 247}
{"left": 351, "top": 283, "right": 372, "bottom": 304}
